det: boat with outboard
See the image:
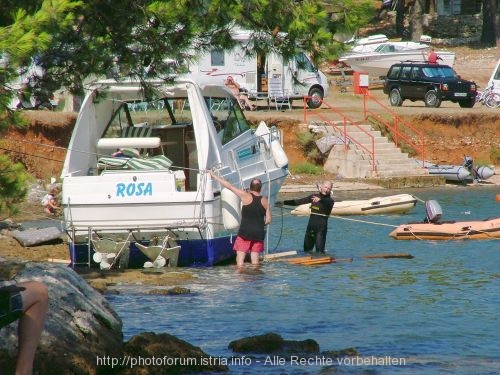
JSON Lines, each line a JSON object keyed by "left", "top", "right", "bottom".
{"left": 389, "top": 200, "right": 500, "bottom": 240}
{"left": 421, "top": 156, "right": 494, "bottom": 183}
{"left": 290, "top": 193, "right": 417, "bottom": 216}
{"left": 61, "top": 78, "right": 289, "bottom": 269}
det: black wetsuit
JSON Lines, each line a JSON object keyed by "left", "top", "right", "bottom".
{"left": 238, "top": 195, "right": 266, "bottom": 241}
{"left": 284, "top": 193, "right": 334, "bottom": 253}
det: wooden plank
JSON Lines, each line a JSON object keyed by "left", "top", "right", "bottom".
{"left": 264, "top": 250, "right": 298, "bottom": 260}
{"left": 295, "top": 256, "right": 334, "bottom": 265}
{"left": 284, "top": 256, "right": 313, "bottom": 264}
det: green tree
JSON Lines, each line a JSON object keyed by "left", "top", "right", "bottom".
{"left": 0, "top": 155, "right": 30, "bottom": 218}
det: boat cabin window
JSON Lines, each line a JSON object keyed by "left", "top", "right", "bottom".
{"left": 102, "top": 97, "right": 193, "bottom": 140}
{"left": 207, "top": 95, "right": 251, "bottom": 145}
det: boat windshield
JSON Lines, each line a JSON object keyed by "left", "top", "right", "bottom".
{"left": 206, "top": 96, "right": 251, "bottom": 144}
{"left": 422, "top": 66, "right": 457, "bottom": 78}
{"left": 101, "top": 92, "right": 251, "bottom": 146}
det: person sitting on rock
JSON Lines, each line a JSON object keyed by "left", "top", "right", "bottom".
{"left": 0, "top": 280, "right": 48, "bottom": 375}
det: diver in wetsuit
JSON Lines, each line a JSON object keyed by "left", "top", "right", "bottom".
{"left": 278, "top": 181, "right": 334, "bottom": 254}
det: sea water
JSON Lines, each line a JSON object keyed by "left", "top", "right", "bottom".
{"left": 107, "top": 187, "right": 500, "bottom": 374}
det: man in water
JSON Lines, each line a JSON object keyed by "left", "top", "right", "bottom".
{"left": 209, "top": 170, "right": 271, "bottom": 266}
{"left": 277, "top": 181, "right": 334, "bottom": 254}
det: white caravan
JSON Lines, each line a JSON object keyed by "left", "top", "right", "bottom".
{"left": 186, "top": 30, "right": 329, "bottom": 109}
{"left": 487, "top": 58, "right": 500, "bottom": 94}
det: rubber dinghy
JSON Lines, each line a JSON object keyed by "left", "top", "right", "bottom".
{"left": 291, "top": 193, "right": 417, "bottom": 216}
{"left": 421, "top": 157, "right": 495, "bottom": 183}
{"left": 389, "top": 200, "right": 500, "bottom": 240}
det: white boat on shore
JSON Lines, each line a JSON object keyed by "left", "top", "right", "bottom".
{"left": 290, "top": 193, "right": 417, "bottom": 216}
{"left": 339, "top": 45, "right": 455, "bottom": 79}
{"left": 61, "top": 78, "right": 289, "bottom": 268}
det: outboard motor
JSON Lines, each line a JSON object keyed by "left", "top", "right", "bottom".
{"left": 424, "top": 200, "right": 442, "bottom": 223}
{"left": 463, "top": 156, "right": 473, "bottom": 173}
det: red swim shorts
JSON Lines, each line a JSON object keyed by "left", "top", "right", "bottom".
{"left": 233, "top": 236, "right": 264, "bottom": 253}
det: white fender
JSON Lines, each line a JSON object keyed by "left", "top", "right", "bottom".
{"left": 221, "top": 188, "right": 241, "bottom": 230}
{"left": 270, "top": 139, "right": 289, "bottom": 168}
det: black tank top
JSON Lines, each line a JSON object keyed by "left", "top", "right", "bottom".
{"left": 238, "top": 194, "right": 266, "bottom": 241}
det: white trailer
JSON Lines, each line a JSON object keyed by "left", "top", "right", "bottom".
{"left": 185, "top": 30, "right": 329, "bottom": 109}
{"left": 488, "top": 58, "right": 500, "bottom": 94}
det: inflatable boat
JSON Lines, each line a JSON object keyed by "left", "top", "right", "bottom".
{"left": 389, "top": 200, "right": 500, "bottom": 240}
{"left": 291, "top": 193, "right": 417, "bottom": 216}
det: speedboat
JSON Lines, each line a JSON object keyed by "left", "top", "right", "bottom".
{"left": 61, "top": 78, "right": 289, "bottom": 268}
{"left": 290, "top": 194, "right": 417, "bottom": 216}
{"left": 389, "top": 200, "right": 500, "bottom": 240}
{"left": 339, "top": 44, "right": 455, "bottom": 78}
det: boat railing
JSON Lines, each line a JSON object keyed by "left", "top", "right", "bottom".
{"left": 302, "top": 96, "right": 377, "bottom": 173}
{"left": 362, "top": 92, "right": 426, "bottom": 165}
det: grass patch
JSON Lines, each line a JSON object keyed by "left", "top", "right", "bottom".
{"left": 290, "top": 162, "right": 324, "bottom": 175}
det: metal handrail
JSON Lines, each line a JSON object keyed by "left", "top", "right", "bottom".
{"left": 302, "top": 96, "right": 377, "bottom": 173}
{"left": 362, "top": 92, "right": 426, "bottom": 165}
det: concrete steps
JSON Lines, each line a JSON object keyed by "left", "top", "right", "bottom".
{"left": 310, "top": 121, "right": 428, "bottom": 179}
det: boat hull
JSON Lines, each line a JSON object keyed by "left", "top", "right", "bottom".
{"left": 389, "top": 218, "right": 500, "bottom": 240}
{"left": 70, "top": 236, "right": 235, "bottom": 268}
{"left": 291, "top": 194, "right": 417, "bottom": 216}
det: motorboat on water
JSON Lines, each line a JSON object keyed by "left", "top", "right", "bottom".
{"left": 290, "top": 193, "right": 417, "bottom": 216}
{"left": 339, "top": 44, "right": 455, "bottom": 79}
{"left": 420, "top": 156, "right": 495, "bottom": 183}
{"left": 389, "top": 200, "right": 500, "bottom": 240}
{"left": 61, "top": 78, "right": 289, "bottom": 269}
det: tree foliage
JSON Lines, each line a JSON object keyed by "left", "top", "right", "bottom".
{"left": 0, "top": 155, "right": 30, "bottom": 218}
{"left": 0, "top": 0, "right": 373, "bottom": 215}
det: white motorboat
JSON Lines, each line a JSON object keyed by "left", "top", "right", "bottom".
{"left": 290, "top": 193, "right": 417, "bottom": 216}
{"left": 339, "top": 44, "right": 455, "bottom": 78}
{"left": 61, "top": 78, "right": 289, "bottom": 268}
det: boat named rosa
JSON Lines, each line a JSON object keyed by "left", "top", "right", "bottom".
{"left": 389, "top": 200, "right": 500, "bottom": 240}
{"left": 61, "top": 79, "right": 289, "bottom": 269}
{"left": 290, "top": 193, "right": 417, "bottom": 216}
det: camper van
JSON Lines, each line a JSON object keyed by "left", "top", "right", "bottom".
{"left": 186, "top": 30, "right": 329, "bottom": 109}
{"left": 488, "top": 58, "right": 500, "bottom": 94}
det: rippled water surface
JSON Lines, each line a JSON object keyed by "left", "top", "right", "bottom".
{"left": 107, "top": 187, "right": 500, "bottom": 374}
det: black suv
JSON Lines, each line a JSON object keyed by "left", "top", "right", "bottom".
{"left": 383, "top": 62, "right": 477, "bottom": 108}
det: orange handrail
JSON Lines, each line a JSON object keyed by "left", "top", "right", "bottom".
{"left": 362, "top": 92, "right": 426, "bottom": 166}
{"left": 303, "top": 96, "right": 377, "bottom": 173}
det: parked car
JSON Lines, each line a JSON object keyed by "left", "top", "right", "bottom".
{"left": 383, "top": 62, "right": 477, "bottom": 108}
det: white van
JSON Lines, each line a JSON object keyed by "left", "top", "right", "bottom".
{"left": 487, "top": 58, "right": 500, "bottom": 94}
{"left": 185, "top": 29, "right": 329, "bottom": 109}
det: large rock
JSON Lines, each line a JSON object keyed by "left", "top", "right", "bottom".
{"left": 0, "top": 261, "right": 123, "bottom": 375}
{"left": 228, "top": 332, "right": 320, "bottom": 354}
{"left": 0, "top": 261, "right": 229, "bottom": 374}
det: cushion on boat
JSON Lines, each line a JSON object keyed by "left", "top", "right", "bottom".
{"left": 97, "top": 155, "right": 173, "bottom": 171}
